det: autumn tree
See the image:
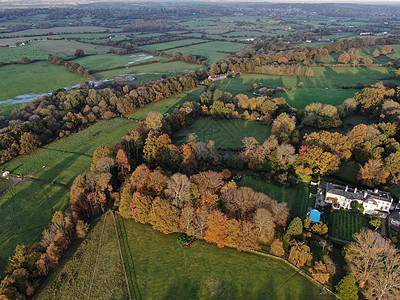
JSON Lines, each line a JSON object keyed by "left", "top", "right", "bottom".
{"left": 91, "top": 146, "right": 113, "bottom": 171}
{"left": 310, "top": 261, "right": 330, "bottom": 284}
{"left": 19, "top": 132, "right": 41, "bottom": 155}
{"left": 75, "top": 220, "right": 89, "bottom": 238}
{"left": 116, "top": 149, "right": 131, "bottom": 181}
{"left": 357, "top": 159, "right": 389, "bottom": 187}
{"left": 149, "top": 197, "right": 180, "bottom": 234}
{"left": 373, "top": 49, "right": 380, "bottom": 57}
{"left": 119, "top": 182, "right": 133, "bottom": 218}
{"left": 165, "top": 173, "right": 192, "bottom": 208}
{"left": 335, "top": 273, "right": 358, "bottom": 300}
{"left": 204, "top": 211, "right": 228, "bottom": 248}
{"left": 288, "top": 240, "right": 313, "bottom": 268}
{"left": 297, "top": 146, "right": 340, "bottom": 177}
{"left": 338, "top": 53, "right": 351, "bottom": 64}
{"left": 271, "top": 113, "right": 295, "bottom": 143}
{"left": 270, "top": 239, "right": 285, "bottom": 257}
{"left": 311, "top": 222, "right": 329, "bottom": 236}
{"left": 237, "top": 220, "right": 260, "bottom": 251}
{"left": 130, "top": 192, "right": 153, "bottom": 223}
{"left": 286, "top": 217, "right": 303, "bottom": 237}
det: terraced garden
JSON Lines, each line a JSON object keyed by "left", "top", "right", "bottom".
{"left": 328, "top": 210, "right": 369, "bottom": 241}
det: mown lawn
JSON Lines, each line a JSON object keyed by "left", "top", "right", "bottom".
{"left": 116, "top": 216, "right": 334, "bottom": 300}
{"left": 37, "top": 213, "right": 128, "bottom": 300}
{"left": 0, "top": 61, "right": 86, "bottom": 102}
{"left": 172, "top": 117, "right": 270, "bottom": 149}
{"left": 73, "top": 53, "right": 168, "bottom": 71}
{"left": 328, "top": 210, "right": 369, "bottom": 241}
{"left": 238, "top": 175, "right": 315, "bottom": 218}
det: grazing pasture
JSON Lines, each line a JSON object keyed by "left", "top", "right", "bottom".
{"left": 141, "top": 39, "right": 207, "bottom": 51}
{"left": 328, "top": 210, "right": 369, "bottom": 241}
{"left": 214, "top": 66, "right": 397, "bottom": 109}
{"left": 0, "top": 44, "right": 53, "bottom": 62}
{"left": 0, "top": 61, "right": 86, "bottom": 102}
{"left": 125, "top": 87, "right": 204, "bottom": 119}
{"left": 0, "top": 26, "right": 118, "bottom": 38}
{"left": 0, "top": 36, "right": 57, "bottom": 47}
{"left": 93, "top": 61, "right": 203, "bottom": 80}
{"left": 173, "top": 118, "right": 270, "bottom": 149}
{"left": 73, "top": 53, "right": 168, "bottom": 71}
{"left": 0, "top": 180, "right": 69, "bottom": 276}
{"left": 238, "top": 175, "right": 315, "bottom": 218}
{"left": 116, "top": 216, "right": 333, "bottom": 300}
{"left": 37, "top": 213, "right": 128, "bottom": 300}
{"left": 166, "top": 41, "right": 248, "bottom": 63}
{"left": 31, "top": 40, "right": 115, "bottom": 58}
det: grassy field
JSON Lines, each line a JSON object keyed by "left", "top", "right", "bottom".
{"left": 166, "top": 41, "right": 247, "bottom": 63}
{"left": 214, "top": 67, "right": 397, "bottom": 109}
{"left": 173, "top": 118, "right": 270, "bottom": 149}
{"left": 238, "top": 175, "right": 315, "bottom": 218}
{"left": 0, "top": 180, "right": 69, "bottom": 276}
{"left": 0, "top": 44, "right": 53, "bottom": 62}
{"left": 328, "top": 210, "right": 369, "bottom": 241}
{"left": 125, "top": 87, "right": 204, "bottom": 119}
{"left": 116, "top": 216, "right": 333, "bottom": 300}
{"left": 1, "top": 118, "right": 136, "bottom": 184}
{"left": 0, "top": 36, "right": 59, "bottom": 47}
{"left": 73, "top": 53, "right": 168, "bottom": 71}
{"left": 0, "top": 61, "right": 86, "bottom": 102}
{"left": 31, "top": 40, "right": 115, "bottom": 58}
{"left": 0, "top": 86, "right": 208, "bottom": 276}
{"left": 141, "top": 39, "right": 207, "bottom": 51}
{"left": 37, "top": 212, "right": 128, "bottom": 300}
{"left": 93, "top": 61, "right": 204, "bottom": 80}
{"left": 0, "top": 26, "right": 117, "bottom": 37}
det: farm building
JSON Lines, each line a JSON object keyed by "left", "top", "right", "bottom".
{"left": 318, "top": 182, "right": 394, "bottom": 217}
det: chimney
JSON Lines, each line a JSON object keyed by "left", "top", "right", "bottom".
{"left": 354, "top": 187, "right": 357, "bottom": 193}
{"left": 345, "top": 185, "right": 348, "bottom": 192}
{"left": 364, "top": 191, "right": 368, "bottom": 198}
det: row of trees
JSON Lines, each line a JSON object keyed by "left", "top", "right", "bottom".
{"left": 0, "top": 70, "right": 207, "bottom": 164}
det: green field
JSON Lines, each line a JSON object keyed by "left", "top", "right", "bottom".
{"left": 328, "top": 210, "right": 369, "bottom": 241}
{"left": 0, "top": 26, "right": 118, "bottom": 38}
{"left": 116, "top": 216, "right": 333, "bottom": 300}
{"left": 1, "top": 118, "right": 136, "bottom": 184}
{"left": 166, "top": 41, "right": 247, "bottom": 63}
{"left": 0, "top": 180, "right": 69, "bottom": 276}
{"left": 31, "top": 40, "right": 115, "bottom": 58}
{"left": 214, "top": 67, "right": 397, "bottom": 109}
{"left": 73, "top": 53, "right": 168, "bottom": 71}
{"left": 0, "top": 61, "right": 86, "bottom": 102}
{"left": 125, "top": 87, "right": 204, "bottom": 119}
{"left": 239, "top": 176, "right": 315, "bottom": 218}
{"left": 173, "top": 118, "right": 270, "bottom": 149}
{"left": 0, "top": 44, "right": 53, "bottom": 62}
{"left": 37, "top": 213, "right": 128, "bottom": 299}
{"left": 141, "top": 39, "right": 207, "bottom": 51}
{"left": 0, "top": 36, "right": 59, "bottom": 47}
{"left": 93, "top": 61, "right": 204, "bottom": 80}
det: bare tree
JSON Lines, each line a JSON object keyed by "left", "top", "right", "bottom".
{"left": 253, "top": 208, "right": 275, "bottom": 244}
{"left": 346, "top": 229, "right": 388, "bottom": 288}
{"left": 165, "top": 173, "right": 192, "bottom": 208}
{"left": 276, "top": 143, "right": 297, "bottom": 170}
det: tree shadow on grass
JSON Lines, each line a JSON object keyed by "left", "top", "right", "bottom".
{"left": 162, "top": 279, "right": 201, "bottom": 300}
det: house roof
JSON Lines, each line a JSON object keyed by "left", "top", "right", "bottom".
{"left": 390, "top": 209, "right": 400, "bottom": 221}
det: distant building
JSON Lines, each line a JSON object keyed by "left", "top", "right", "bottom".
{"left": 2, "top": 171, "right": 10, "bottom": 177}
{"left": 208, "top": 74, "right": 227, "bottom": 81}
{"left": 319, "top": 182, "right": 394, "bottom": 217}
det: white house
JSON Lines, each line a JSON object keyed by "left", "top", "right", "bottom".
{"left": 320, "top": 182, "right": 394, "bottom": 217}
